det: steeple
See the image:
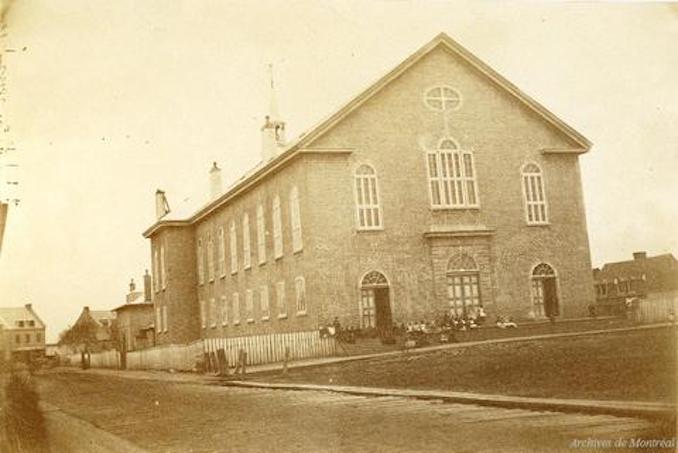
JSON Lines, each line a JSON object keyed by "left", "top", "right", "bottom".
{"left": 261, "top": 64, "right": 286, "bottom": 161}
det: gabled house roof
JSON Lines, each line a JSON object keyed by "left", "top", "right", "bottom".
{"left": 144, "top": 32, "right": 591, "bottom": 238}
{"left": 594, "top": 253, "right": 678, "bottom": 293}
{"left": 0, "top": 305, "right": 45, "bottom": 329}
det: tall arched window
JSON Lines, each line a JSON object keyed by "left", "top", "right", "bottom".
{"left": 196, "top": 239, "right": 204, "bottom": 285}
{"left": 289, "top": 186, "right": 303, "bottom": 252}
{"left": 256, "top": 204, "right": 266, "bottom": 264}
{"left": 229, "top": 221, "right": 238, "bottom": 274}
{"left": 427, "top": 138, "right": 478, "bottom": 208}
{"left": 522, "top": 163, "right": 548, "bottom": 224}
{"left": 217, "top": 227, "right": 226, "bottom": 277}
{"left": 272, "top": 195, "right": 283, "bottom": 259}
{"left": 207, "top": 233, "right": 214, "bottom": 281}
{"left": 446, "top": 253, "right": 481, "bottom": 317}
{"left": 531, "top": 263, "right": 558, "bottom": 318}
{"left": 360, "top": 271, "right": 390, "bottom": 329}
{"left": 354, "top": 164, "right": 382, "bottom": 230}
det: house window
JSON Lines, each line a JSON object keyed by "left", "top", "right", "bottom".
{"left": 197, "top": 239, "right": 205, "bottom": 285}
{"left": 162, "top": 306, "right": 168, "bottom": 333}
{"left": 156, "top": 307, "right": 162, "bottom": 332}
{"left": 17, "top": 320, "right": 24, "bottom": 327}
{"left": 160, "top": 245, "right": 167, "bottom": 290}
{"left": 36, "top": 333, "right": 42, "bottom": 343}
{"left": 25, "top": 333, "right": 30, "bottom": 343}
{"left": 207, "top": 233, "right": 215, "bottom": 282}
{"left": 522, "top": 163, "right": 548, "bottom": 225}
{"left": 15, "top": 334, "right": 20, "bottom": 344}
{"left": 218, "top": 227, "right": 226, "bottom": 277}
{"left": 153, "top": 249, "right": 160, "bottom": 292}
{"left": 446, "top": 254, "right": 481, "bottom": 317}
{"left": 209, "top": 298, "right": 216, "bottom": 328}
{"left": 427, "top": 138, "right": 478, "bottom": 208}
{"left": 600, "top": 282, "right": 608, "bottom": 296}
{"left": 199, "top": 300, "right": 206, "bottom": 329}
{"left": 290, "top": 186, "right": 303, "bottom": 252}
{"left": 28, "top": 320, "right": 35, "bottom": 327}
{"left": 295, "top": 276, "right": 307, "bottom": 315}
{"left": 354, "top": 164, "right": 382, "bottom": 230}
{"left": 245, "top": 289, "right": 254, "bottom": 323}
{"left": 257, "top": 204, "right": 266, "bottom": 265}
{"left": 230, "top": 221, "right": 238, "bottom": 274}
{"left": 221, "top": 296, "right": 228, "bottom": 326}
{"left": 260, "top": 285, "right": 270, "bottom": 320}
{"left": 276, "top": 281, "right": 287, "bottom": 318}
{"left": 424, "top": 86, "right": 461, "bottom": 111}
{"left": 243, "top": 214, "right": 251, "bottom": 269}
{"left": 273, "top": 195, "right": 283, "bottom": 259}
{"left": 232, "top": 293, "right": 240, "bottom": 325}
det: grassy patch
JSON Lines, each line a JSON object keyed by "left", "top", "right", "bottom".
{"left": 262, "top": 326, "right": 677, "bottom": 403}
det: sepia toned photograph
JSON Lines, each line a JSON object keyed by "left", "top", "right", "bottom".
{"left": 0, "top": 1, "right": 676, "bottom": 452}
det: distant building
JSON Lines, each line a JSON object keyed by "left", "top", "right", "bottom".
{"left": 0, "top": 304, "right": 46, "bottom": 362}
{"left": 593, "top": 252, "right": 678, "bottom": 318}
{"left": 112, "top": 271, "right": 155, "bottom": 352}
{"left": 60, "top": 306, "right": 116, "bottom": 353}
{"left": 142, "top": 33, "right": 594, "bottom": 352}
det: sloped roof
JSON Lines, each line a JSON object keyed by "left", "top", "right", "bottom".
{"left": 595, "top": 253, "right": 678, "bottom": 292}
{"left": 89, "top": 310, "right": 116, "bottom": 325}
{"left": 144, "top": 32, "right": 591, "bottom": 237}
{"left": 0, "top": 305, "right": 45, "bottom": 329}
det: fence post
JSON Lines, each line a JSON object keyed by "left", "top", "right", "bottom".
{"left": 241, "top": 350, "right": 247, "bottom": 376}
{"left": 283, "top": 346, "right": 290, "bottom": 375}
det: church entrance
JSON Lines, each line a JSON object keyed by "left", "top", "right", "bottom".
{"left": 531, "top": 263, "right": 559, "bottom": 318}
{"left": 360, "top": 271, "right": 392, "bottom": 334}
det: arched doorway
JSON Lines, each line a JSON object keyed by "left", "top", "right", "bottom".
{"left": 531, "top": 263, "right": 559, "bottom": 318}
{"left": 360, "top": 271, "right": 392, "bottom": 332}
{"left": 447, "top": 254, "right": 482, "bottom": 317}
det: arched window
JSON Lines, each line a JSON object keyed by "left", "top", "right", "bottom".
{"left": 272, "top": 195, "right": 283, "bottom": 259}
{"left": 196, "top": 239, "right": 204, "bottom": 285}
{"left": 446, "top": 254, "right": 481, "bottom": 317}
{"left": 427, "top": 138, "right": 478, "bottom": 208}
{"left": 531, "top": 263, "right": 558, "bottom": 318}
{"left": 289, "top": 186, "right": 303, "bottom": 252}
{"left": 424, "top": 86, "right": 462, "bottom": 111}
{"left": 354, "top": 164, "right": 382, "bottom": 230}
{"left": 160, "top": 245, "right": 167, "bottom": 290}
{"left": 229, "top": 221, "right": 238, "bottom": 274}
{"left": 217, "top": 227, "right": 226, "bottom": 277}
{"left": 522, "top": 163, "right": 548, "bottom": 224}
{"left": 207, "top": 233, "right": 214, "bottom": 281}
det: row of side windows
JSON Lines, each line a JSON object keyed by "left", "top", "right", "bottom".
{"left": 196, "top": 187, "right": 302, "bottom": 285}
{"left": 155, "top": 306, "right": 168, "bottom": 334}
{"left": 353, "top": 145, "right": 549, "bottom": 230}
{"left": 199, "top": 276, "right": 306, "bottom": 329}
{"left": 14, "top": 332, "right": 42, "bottom": 344}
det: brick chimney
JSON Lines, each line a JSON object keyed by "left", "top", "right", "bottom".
{"left": 261, "top": 64, "right": 286, "bottom": 161}
{"left": 155, "top": 189, "right": 170, "bottom": 220}
{"left": 209, "top": 162, "right": 223, "bottom": 201}
{"left": 143, "top": 269, "right": 152, "bottom": 302}
{"left": 633, "top": 251, "right": 647, "bottom": 261}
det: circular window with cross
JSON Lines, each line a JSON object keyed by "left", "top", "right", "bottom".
{"left": 424, "top": 86, "right": 462, "bottom": 112}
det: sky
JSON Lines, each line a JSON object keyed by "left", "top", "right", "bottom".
{"left": 0, "top": 1, "right": 676, "bottom": 342}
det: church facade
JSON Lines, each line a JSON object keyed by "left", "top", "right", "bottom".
{"left": 143, "top": 33, "right": 595, "bottom": 347}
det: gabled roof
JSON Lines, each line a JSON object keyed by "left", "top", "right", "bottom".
{"left": 595, "top": 253, "right": 678, "bottom": 292}
{"left": 144, "top": 32, "right": 591, "bottom": 237}
{"left": 89, "top": 310, "right": 116, "bottom": 326}
{"left": 0, "top": 305, "right": 45, "bottom": 329}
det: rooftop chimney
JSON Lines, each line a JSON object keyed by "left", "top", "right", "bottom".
{"left": 129, "top": 278, "right": 136, "bottom": 293}
{"left": 143, "top": 269, "right": 152, "bottom": 302}
{"left": 24, "top": 303, "right": 31, "bottom": 310}
{"left": 633, "top": 251, "right": 647, "bottom": 261}
{"left": 209, "top": 162, "right": 223, "bottom": 201}
{"left": 261, "top": 64, "right": 286, "bottom": 161}
{"left": 155, "top": 189, "right": 170, "bottom": 220}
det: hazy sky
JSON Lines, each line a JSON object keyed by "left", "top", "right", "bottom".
{"left": 0, "top": 1, "right": 676, "bottom": 341}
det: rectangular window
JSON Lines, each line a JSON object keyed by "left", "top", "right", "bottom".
{"left": 243, "top": 214, "right": 251, "bottom": 269}
{"left": 232, "top": 293, "right": 240, "bottom": 325}
{"left": 276, "top": 281, "right": 287, "bottom": 318}
{"left": 427, "top": 149, "right": 478, "bottom": 209}
{"left": 290, "top": 187, "right": 303, "bottom": 252}
{"left": 218, "top": 227, "right": 226, "bottom": 277}
{"left": 273, "top": 196, "right": 283, "bottom": 259}
{"left": 221, "top": 295, "right": 228, "bottom": 326}
{"left": 260, "top": 285, "right": 270, "bottom": 320}
{"left": 207, "top": 234, "right": 215, "bottom": 282}
{"left": 25, "top": 333, "right": 30, "bottom": 343}
{"left": 354, "top": 166, "right": 382, "bottom": 230}
{"left": 154, "top": 249, "right": 160, "bottom": 292}
{"left": 199, "top": 300, "right": 206, "bottom": 329}
{"left": 257, "top": 204, "right": 266, "bottom": 264}
{"left": 160, "top": 246, "right": 167, "bottom": 290}
{"left": 209, "top": 298, "right": 216, "bottom": 328}
{"left": 522, "top": 167, "right": 548, "bottom": 225}
{"left": 197, "top": 240, "right": 205, "bottom": 285}
{"left": 245, "top": 289, "right": 254, "bottom": 323}
{"left": 156, "top": 307, "right": 162, "bottom": 333}
{"left": 36, "top": 333, "right": 42, "bottom": 343}
{"left": 15, "top": 334, "right": 20, "bottom": 344}
{"left": 295, "top": 277, "right": 307, "bottom": 315}
{"left": 162, "top": 306, "right": 168, "bottom": 333}
{"left": 230, "top": 222, "right": 238, "bottom": 274}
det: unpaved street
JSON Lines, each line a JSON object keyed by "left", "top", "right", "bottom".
{"left": 35, "top": 371, "right": 668, "bottom": 453}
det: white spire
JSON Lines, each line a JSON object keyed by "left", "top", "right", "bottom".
{"left": 268, "top": 63, "right": 280, "bottom": 121}
{"left": 261, "top": 63, "right": 286, "bottom": 161}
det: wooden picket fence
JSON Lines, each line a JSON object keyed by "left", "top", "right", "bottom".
{"left": 126, "top": 340, "right": 204, "bottom": 371}
{"left": 636, "top": 291, "right": 678, "bottom": 323}
{"left": 64, "top": 349, "right": 120, "bottom": 369}
{"left": 203, "top": 330, "right": 338, "bottom": 367}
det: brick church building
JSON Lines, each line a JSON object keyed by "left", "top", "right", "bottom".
{"left": 143, "top": 33, "right": 595, "bottom": 347}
